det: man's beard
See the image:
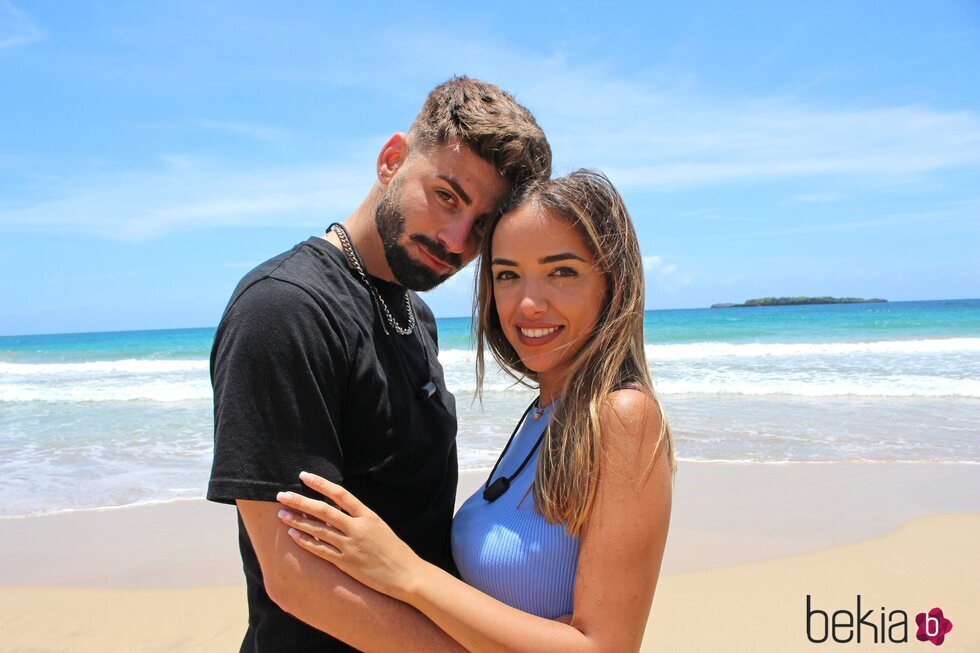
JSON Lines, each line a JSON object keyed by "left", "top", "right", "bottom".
{"left": 375, "top": 180, "right": 462, "bottom": 291}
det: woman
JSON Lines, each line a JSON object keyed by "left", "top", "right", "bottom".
{"left": 276, "top": 169, "right": 675, "bottom": 652}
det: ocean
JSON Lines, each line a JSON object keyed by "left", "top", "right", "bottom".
{"left": 1, "top": 298, "right": 978, "bottom": 517}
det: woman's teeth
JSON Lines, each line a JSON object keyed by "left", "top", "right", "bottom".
{"left": 520, "top": 326, "right": 559, "bottom": 338}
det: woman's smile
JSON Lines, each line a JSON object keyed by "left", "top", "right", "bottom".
{"left": 516, "top": 324, "right": 565, "bottom": 345}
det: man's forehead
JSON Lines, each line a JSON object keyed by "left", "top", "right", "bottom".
{"left": 425, "top": 146, "right": 509, "bottom": 200}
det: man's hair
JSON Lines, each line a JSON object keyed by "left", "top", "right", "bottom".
{"left": 407, "top": 76, "right": 552, "bottom": 189}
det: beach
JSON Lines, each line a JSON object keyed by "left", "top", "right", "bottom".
{"left": 2, "top": 301, "right": 978, "bottom": 650}
{"left": 2, "top": 462, "right": 977, "bottom": 652}
{"left": 5, "top": 0, "right": 978, "bottom": 647}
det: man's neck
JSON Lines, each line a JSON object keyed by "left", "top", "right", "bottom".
{"left": 322, "top": 190, "right": 398, "bottom": 284}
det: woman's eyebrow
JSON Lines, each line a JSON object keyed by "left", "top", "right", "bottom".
{"left": 491, "top": 253, "right": 587, "bottom": 266}
{"left": 539, "top": 252, "right": 586, "bottom": 264}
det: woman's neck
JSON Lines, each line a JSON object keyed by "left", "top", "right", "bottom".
{"left": 537, "top": 374, "right": 563, "bottom": 408}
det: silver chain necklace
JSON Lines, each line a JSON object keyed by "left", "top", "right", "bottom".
{"left": 329, "top": 223, "right": 416, "bottom": 336}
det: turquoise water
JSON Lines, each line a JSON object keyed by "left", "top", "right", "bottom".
{"left": 436, "top": 299, "right": 980, "bottom": 350}
{"left": 1, "top": 298, "right": 978, "bottom": 516}
{"left": 5, "top": 299, "right": 977, "bottom": 363}
{"left": 0, "top": 327, "right": 216, "bottom": 363}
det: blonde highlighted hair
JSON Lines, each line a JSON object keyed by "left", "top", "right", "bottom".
{"left": 475, "top": 169, "right": 676, "bottom": 535}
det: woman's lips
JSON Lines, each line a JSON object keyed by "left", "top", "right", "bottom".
{"left": 515, "top": 325, "right": 564, "bottom": 347}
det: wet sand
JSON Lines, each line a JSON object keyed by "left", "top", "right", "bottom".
{"left": 2, "top": 462, "right": 977, "bottom": 651}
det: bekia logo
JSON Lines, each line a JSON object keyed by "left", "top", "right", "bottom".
{"left": 806, "top": 595, "right": 954, "bottom": 646}
{"left": 915, "top": 608, "right": 954, "bottom": 646}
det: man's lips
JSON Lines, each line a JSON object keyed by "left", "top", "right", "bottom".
{"left": 417, "top": 243, "right": 453, "bottom": 272}
{"left": 515, "top": 325, "right": 565, "bottom": 347}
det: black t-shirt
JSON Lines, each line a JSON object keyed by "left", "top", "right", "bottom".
{"left": 207, "top": 236, "right": 459, "bottom": 653}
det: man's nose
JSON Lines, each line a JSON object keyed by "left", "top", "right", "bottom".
{"left": 437, "top": 215, "right": 478, "bottom": 255}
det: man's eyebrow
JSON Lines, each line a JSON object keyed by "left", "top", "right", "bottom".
{"left": 436, "top": 175, "right": 472, "bottom": 205}
{"left": 539, "top": 253, "right": 587, "bottom": 264}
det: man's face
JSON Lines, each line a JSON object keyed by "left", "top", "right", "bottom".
{"left": 376, "top": 143, "right": 510, "bottom": 291}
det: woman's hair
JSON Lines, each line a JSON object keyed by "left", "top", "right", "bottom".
{"left": 474, "top": 169, "right": 676, "bottom": 535}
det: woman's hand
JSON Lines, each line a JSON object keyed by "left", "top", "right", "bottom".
{"left": 276, "top": 471, "right": 423, "bottom": 602}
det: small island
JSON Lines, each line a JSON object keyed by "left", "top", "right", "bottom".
{"left": 710, "top": 296, "right": 887, "bottom": 308}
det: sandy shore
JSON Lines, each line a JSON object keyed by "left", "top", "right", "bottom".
{"left": 2, "top": 462, "right": 978, "bottom": 652}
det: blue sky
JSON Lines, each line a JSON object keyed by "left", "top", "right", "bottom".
{"left": 1, "top": 1, "right": 978, "bottom": 335}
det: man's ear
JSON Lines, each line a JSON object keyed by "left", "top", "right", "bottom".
{"left": 377, "top": 133, "right": 410, "bottom": 187}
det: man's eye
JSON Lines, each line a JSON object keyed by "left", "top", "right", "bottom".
{"left": 474, "top": 218, "right": 486, "bottom": 234}
{"left": 436, "top": 190, "right": 455, "bottom": 205}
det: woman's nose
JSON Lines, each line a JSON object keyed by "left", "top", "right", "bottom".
{"left": 518, "top": 285, "right": 547, "bottom": 317}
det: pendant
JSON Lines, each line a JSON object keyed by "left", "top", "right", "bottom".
{"left": 483, "top": 477, "right": 511, "bottom": 502}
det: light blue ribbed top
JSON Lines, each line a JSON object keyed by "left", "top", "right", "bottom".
{"left": 451, "top": 402, "right": 579, "bottom": 619}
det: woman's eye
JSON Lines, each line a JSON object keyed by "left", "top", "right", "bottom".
{"left": 494, "top": 270, "right": 518, "bottom": 282}
{"left": 551, "top": 267, "right": 578, "bottom": 278}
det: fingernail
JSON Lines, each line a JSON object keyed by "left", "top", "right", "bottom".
{"left": 299, "top": 471, "right": 312, "bottom": 480}
{"left": 287, "top": 527, "right": 300, "bottom": 538}
{"left": 276, "top": 491, "right": 290, "bottom": 501}
{"left": 277, "top": 509, "right": 292, "bottom": 520}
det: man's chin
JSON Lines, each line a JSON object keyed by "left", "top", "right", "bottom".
{"left": 390, "top": 260, "right": 454, "bottom": 292}
{"left": 401, "top": 269, "right": 453, "bottom": 292}
{"left": 384, "top": 242, "right": 458, "bottom": 291}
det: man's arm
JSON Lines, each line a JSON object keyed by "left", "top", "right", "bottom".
{"left": 211, "top": 279, "right": 462, "bottom": 651}
{"left": 238, "top": 500, "right": 466, "bottom": 653}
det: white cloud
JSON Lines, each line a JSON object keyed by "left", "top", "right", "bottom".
{"left": 755, "top": 198, "right": 980, "bottom": 237}
{"left": 358, "top": 32, "right": 980, "bottom": 192}
{"left": 643, "top": 255, "right": 677, "bottom": 276}
{"left": 783, "top": 192, "right": 843, "bottom": 205}
{"left": 0, "top": 156, "right": 371, "bottom": 241}
{"left": 643, "top": 254, "right": 691, "bottom": 293}
{"left": 138, "top": 120, "right": 289, "bottom": 145}
{"left": 0, "top": 2, "right": 43, "bottom": 49}
{"left": 642, "top": 255, "right": 663, "bottom": 271}
{"left": 5, "top": 28, "right": 979, "bottom": 241}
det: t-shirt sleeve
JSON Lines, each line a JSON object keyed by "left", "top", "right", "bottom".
{"left": 207, "top": 278, "right": 347, "bottom": 504}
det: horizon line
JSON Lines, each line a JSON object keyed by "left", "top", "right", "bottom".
{"left": 1, "top": 297, "right": 977, "bottom": 339}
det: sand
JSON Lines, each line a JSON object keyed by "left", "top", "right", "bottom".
{"left": 2, "top": 462, "right": 978, "bottom": 652}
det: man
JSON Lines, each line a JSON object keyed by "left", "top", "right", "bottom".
{"left": 207, "top": 77, "right": 551, "bottom": 652}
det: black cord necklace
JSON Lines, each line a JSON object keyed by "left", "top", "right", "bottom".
{"left": 483, "top": 398, "right": 550, "bottom": 502}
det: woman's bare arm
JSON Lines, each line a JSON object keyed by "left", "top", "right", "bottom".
{"left": 238, "top": 500, "right": 466, "bottom": 653}
{"left": 280, "top": 389, "right": 672, "bottom": 653}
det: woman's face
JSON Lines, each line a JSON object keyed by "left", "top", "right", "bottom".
{"left": 490, "top": 204, "right": 608, "bottom": 391}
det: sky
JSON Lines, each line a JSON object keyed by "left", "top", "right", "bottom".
{"left": 1, "top": 0, "right": 978, "bottom": 335}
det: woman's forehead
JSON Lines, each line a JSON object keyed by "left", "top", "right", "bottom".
{"left": 492, "top": 205, "right": 589, "bottom": 257}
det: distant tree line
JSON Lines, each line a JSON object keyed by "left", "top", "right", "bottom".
{"left": 711, "top": 296, "right": 887, "bottom": 308}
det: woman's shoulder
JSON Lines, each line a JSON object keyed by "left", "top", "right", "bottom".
{"left": 600, "top": 389, "right": 663, "bottom": 436}
{"left": 598, "top": 388, "right": 670, "bottom": 478}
